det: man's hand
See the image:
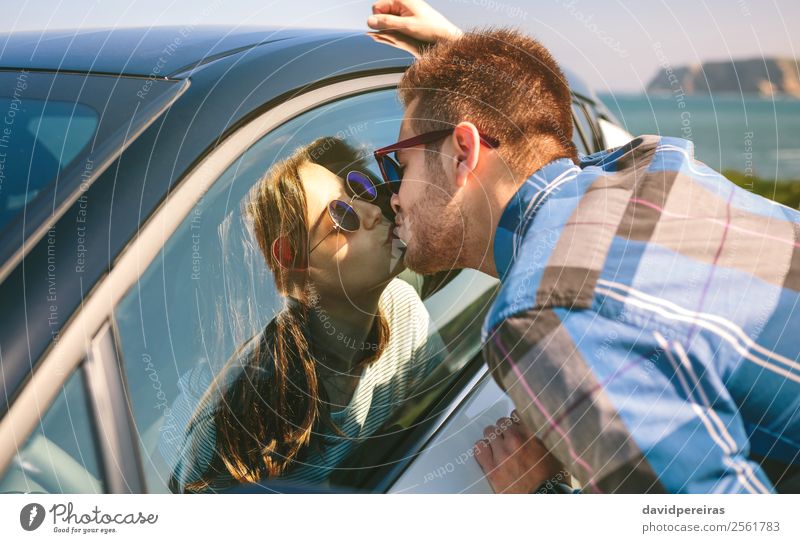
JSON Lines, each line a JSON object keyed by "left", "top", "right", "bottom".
{"left": 367, "top": 29, "right": 426, "bottom": 59}
{"left": 474, "top": 410, "right": 568, "bottom": 493}
{"left": 367, "top": 0, "right": 463, "bottom": 44}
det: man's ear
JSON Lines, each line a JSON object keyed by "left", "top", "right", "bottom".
{"left": 451, "top": 122, "right": 481, "bottom": 188}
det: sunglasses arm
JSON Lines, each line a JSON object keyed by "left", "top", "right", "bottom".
{"left": 308, "top": 226, "right": 337, "bottom": 255}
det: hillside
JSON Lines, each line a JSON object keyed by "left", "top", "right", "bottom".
{"left": 647, "top": 58, "right": 800, "bottom": 97}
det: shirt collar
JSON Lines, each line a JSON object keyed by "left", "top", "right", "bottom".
{"left": 493, "top": 157, "right": 579, "bottom": 280}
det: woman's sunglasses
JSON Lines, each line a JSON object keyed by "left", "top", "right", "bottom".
{"left": 308, "top": 170, "right": 392, "bottom": 255}
{"left": 373, "top": 128, "right": 500, "bottom": 187}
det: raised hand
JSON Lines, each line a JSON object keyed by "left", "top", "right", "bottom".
{"left": 367, "top": 0, "right": 463, "bottom": 44}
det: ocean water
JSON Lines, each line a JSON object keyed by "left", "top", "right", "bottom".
{"left": 598, "top": 94, "right": 800, "bottom": 180}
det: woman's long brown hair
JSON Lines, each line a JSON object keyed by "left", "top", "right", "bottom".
{"left": 175, "top": 137, "right": 389, "bottom": 492}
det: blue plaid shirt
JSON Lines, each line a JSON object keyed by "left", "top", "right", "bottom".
{"left": 482, "top": 135, "right": 800, "bottom": 493}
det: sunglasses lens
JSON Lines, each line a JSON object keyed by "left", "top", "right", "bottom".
{"left": 346, "top": 171, "right": 377, "bottom": 201}
{"left": 379, "top": 155, "right": 402, "bottom": 192}
{"left": 329, "top": 200, "right": 359, "bottom": 231}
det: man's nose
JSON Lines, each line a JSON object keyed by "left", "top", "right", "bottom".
{"left": 390, "top": 193, "right": 400, "bottom": 217}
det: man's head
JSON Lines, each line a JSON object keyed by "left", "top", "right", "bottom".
{"left": 391, "top": 28, "right": 577, "bottom": 275}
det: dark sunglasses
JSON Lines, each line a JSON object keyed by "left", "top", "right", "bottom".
{"left": 373, "top": 128, "right": 501, "bottom": 187}
{"left": 308, "top": 170, "right": 390, "bottom": 255}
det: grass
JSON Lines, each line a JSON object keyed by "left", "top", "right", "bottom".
{"left": 723, "top": 170, "right": 800, "bottom": 210}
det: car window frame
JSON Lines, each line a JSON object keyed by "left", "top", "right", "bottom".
{"left": 0, "top": 356, "right": 106, "bottom": 493}
{"left": 572, "top": 96, "right": 604, "bottom": 152}
{"left": 571, "top": 104, "right": 591, "bottom": 156}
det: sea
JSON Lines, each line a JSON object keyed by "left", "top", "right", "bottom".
{"left": 598, "top": 93, "right": 800, "bottom": 181}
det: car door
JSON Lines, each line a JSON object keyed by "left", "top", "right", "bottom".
{"left": 0, "top": 68, "right": 498, "bottom": 494}
{"left": 0, "top": 73, "right": 390, "bottom": 491}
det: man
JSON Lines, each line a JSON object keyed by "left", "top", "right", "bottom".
{"left": 368, "top": 0, "right": 800, "bottom": 493}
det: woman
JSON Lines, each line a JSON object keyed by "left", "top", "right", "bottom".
{"left": 162, "top": 137, "right": 445, "bottom": 492}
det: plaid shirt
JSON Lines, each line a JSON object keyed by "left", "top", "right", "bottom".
{"left": 482, "top": 135, "right": 800, "bottom": 493}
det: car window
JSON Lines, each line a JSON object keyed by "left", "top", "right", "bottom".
{"left": 112, "top": 86, "right": 496, "bottom": 493}
{"left": 0, "top": 366, "right": 104, "bottom": 493}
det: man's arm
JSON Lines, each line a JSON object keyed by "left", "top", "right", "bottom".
{"left": 481, "top": 306, "right": 777, "bottom": 494}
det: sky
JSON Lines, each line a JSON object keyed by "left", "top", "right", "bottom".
{"left": 2, "top": 0, "right": 798, "bottom": 93}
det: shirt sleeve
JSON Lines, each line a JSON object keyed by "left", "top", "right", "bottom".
{"left": 380, "top": 278, "right": 448, "bottom": 391}
{"left": 483, "top": 306, "right": 776, "bottom": 494}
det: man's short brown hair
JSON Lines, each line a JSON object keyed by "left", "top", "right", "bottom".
{"left": 398, "top": 28, "right": 577, "bottom": 177}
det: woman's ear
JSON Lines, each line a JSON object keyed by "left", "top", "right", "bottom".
{"left": 271, "top": 235, "right": 307, "bottom": 270}
{"left": 452, "top": 122, "right": 481, "bottom": 188}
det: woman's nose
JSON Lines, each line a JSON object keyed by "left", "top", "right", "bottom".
{"left": 353, "top": 199, "right": 382, "bottom": 230}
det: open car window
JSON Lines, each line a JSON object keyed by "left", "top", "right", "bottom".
{"left": 112, "top": 85, "right": 498, "bottom": 493}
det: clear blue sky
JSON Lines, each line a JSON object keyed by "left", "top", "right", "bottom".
{"left": 3, "top": 0, "right": 798, "bottom": 93}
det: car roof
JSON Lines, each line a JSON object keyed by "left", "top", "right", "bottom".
{"left": 0, "top": 25, "right": 597, "bottom": 99}
{"left": 0, "top": 26, "right": 326, "bottom": 77}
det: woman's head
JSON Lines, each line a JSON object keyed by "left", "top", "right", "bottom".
{"left": 176, "top": 138, "right": 396, "bottom": 492}
{"left": 247, "top": 137, "right": 404, "bottom": 307}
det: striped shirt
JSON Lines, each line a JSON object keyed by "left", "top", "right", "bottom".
{"left": 483, "top": 135, "right": 800, "bottom": 494}
{"left": 160, "top": 278, "right": 445, "bottom": 491}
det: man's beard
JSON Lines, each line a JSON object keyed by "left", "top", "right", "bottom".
{"left": 402, "top": 171, "right": 467, "bottom": 275}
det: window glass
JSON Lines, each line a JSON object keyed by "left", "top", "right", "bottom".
{"left": 0, "top": 367, "right": 103, "bottom": 493}
{"left": 0, "top": 97, "right": 98, "bottom": 231}
{"left": 113, "top": 87, "right": 496, "bottom": 493}
{"left": 0, "top": 70, "right": 183, "bottom": 255}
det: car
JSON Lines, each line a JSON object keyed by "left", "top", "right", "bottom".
{"left": 0, "top": 25, "right": 633, "bottom": 494}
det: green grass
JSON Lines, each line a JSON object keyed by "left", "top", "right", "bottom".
{"left": 723, "top": 170, "right": 800, "bottom": 210}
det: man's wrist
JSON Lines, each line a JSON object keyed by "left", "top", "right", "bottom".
{"left": 531, "top": 471, "right": 575, "bottom": 494}
{"left": 532, "top": 481, "right": 575, "bottom": 493}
